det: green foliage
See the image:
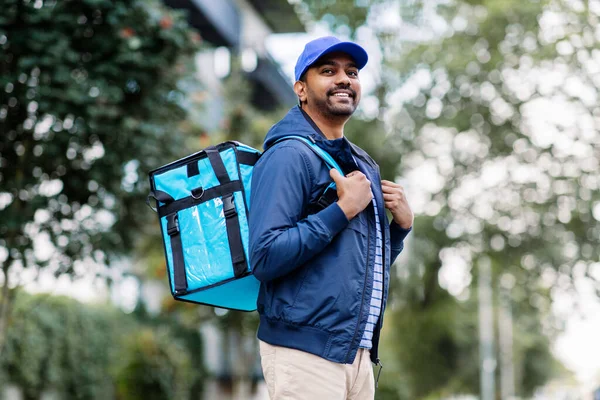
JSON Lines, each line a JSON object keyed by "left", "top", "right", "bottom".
{"left": 113, "top": 328, "right": 198, "bottom": 400}
{"left": 1, "top": 292, "right": 126, "bottom": 398}
{"left": 302, "top": 0, "right": 393, "bottom": 37}
{"left": 0, "top": 292, "right": 203, "bottom": 399}
{"left": 387, "top": 0, "right": 600, "bottom": 291}
{"left": 0, "top": 0, "right": 201, "bottom": 280}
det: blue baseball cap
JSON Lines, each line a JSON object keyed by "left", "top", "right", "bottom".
{"left": 294, "top": 36, "right": 368, "bottom": 82}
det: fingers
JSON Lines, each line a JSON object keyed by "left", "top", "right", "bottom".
{"left": 384, "top": 189, "right": 407, "bottom": 209}
{"left": 332, "top": 169, "right": 371, "bottom": 186}
{"left": 384, "top": 196, "right": 402, "bottom": 205}
{"left": 384, "top": 201, "right": 395, "bottom": 209}
{"left": 344, "top": 170, "right": 370, "bottom": 184}
{"left": 381, "top": 180, "right": 403, "bottom": 189}
{"left": 347, "top": 170, "right": 367, "bottom": 179}
{"left": 382, "top": 185, "right": 405, "bottom": 196}
{"left": 383, "top": 193, "right": 401, "bottom": 201}
{"left": 332, "top": 169, "right": 366, "bottom": 180}
{"left": 330, "top": 168, "right": 343, "bottom": 183}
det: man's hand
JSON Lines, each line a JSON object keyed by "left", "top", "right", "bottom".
{"left": 330, "top": 169, "right": 372, "bottom": 220}
{"left": 382, "top": 180, "right": 413, "bottom": 229}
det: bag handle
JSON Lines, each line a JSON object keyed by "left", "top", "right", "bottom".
{"left": 146, "top": 190, "right": 175, "bottom": 213}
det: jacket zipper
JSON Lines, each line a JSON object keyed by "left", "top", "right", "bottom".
{"left": 344, "top": 206, "right": 372, "bottom": 364}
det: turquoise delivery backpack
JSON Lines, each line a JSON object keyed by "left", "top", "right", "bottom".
{"left": 147, "top": 137, "right": 344, "bottom": 311}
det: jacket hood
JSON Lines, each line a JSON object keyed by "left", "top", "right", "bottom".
{"left": 263, "top": 106, "right": 319, "bottom": 150}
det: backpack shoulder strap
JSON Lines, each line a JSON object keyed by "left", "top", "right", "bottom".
{"left": 273, "top": 136, "right": 343, "bottom": 213}
{"left": 273, "top": 136, "right": 344, "bottom": 176}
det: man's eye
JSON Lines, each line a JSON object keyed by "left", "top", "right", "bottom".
{"left": 348, "top": 70, "right": 358, "bottom": 77}
{"left": 322, "top": 69, "right": 334, "bottom": 74}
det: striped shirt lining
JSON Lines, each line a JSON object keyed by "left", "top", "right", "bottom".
{"left": 360, "top": 192, "right": 383, "bottom": 349}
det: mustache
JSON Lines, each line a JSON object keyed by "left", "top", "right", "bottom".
{"left": 327, "top": 85, "right": 356, "bottom": 98}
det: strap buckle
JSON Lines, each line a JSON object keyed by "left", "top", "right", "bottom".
{"left": 316, "top": 185, "right": 338, "bottom": 210}
{"left": 317, "top": 195, "right": 332, "bottom": 209}
{"left": 222, "top": 195, "right": 237, "bottom": 219}
{"left": 166, "top": 213, "right": 179, "bottom": 236}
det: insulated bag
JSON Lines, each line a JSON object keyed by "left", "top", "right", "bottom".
{"left": 147, "top": 137, "right": 344, "bottom": 311}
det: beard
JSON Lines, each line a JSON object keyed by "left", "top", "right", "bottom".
{"left": 308, "top": 86, "right": 358, "bottom": 118}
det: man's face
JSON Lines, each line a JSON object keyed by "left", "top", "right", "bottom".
{"left": 300, "top": 52, "right": 362, "bottom": 118}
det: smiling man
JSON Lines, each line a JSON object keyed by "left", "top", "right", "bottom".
{"left": 249, "top": 36, "right": 413, "bottom": 400}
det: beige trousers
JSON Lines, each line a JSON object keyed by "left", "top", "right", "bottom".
{"left": 259, "top": 340, "right": 375, "bottom": 400}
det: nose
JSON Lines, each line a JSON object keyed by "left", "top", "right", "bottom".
{"left": 335, "top": 70, "right": 351, "bottom": 86}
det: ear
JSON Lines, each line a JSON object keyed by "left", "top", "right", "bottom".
{"left": 294, "top": 80, "right": 307, "bottom": 104}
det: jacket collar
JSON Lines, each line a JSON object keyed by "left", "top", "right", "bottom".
{"left": 264, "top": 106, "right": 376, "bottom": 173}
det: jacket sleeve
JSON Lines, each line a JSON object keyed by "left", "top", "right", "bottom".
{"left": 389, "top": 221, "right": 412, "bottom": 264}
{"left": 249, "top": 144, "right": 349, "bottom": 282}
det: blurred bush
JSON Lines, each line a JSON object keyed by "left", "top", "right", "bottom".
{"left": 113, "top": 328, "right": 198, "bottom": 400}
{"left": 0, "top": 292, "right": 204, "bottom": 399}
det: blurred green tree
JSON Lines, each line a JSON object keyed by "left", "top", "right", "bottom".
{"left": 301, "top": 0, "right": 598, "bottom": 398}
{"left": 0, "top": 0, "right": 201, "bottom": 354}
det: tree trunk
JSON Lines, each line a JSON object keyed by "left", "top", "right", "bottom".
{"left": 0, "top": 257, "right": 14, "bottom": 359}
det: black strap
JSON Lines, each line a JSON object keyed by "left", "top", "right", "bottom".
{"left": 222, "top": 194, "right": 247, "bottom": 278}
{"left": 153, "top": 190, "right": 175, "bottom": 203}
{"left": 157, "top": 180, "right": 242, "bottom": 218}
{"left": 316, "top": 186, "right": 338, "bottom": 210}
{"left": 306, "top": 185, "right": 339, "bottom": 215}
{"left": 206, "top": 148, "right": 231, "bottom": 184}
{"left": 237, "top": 150, "right": 260, "bottom": 166}
{"left": 166, "top": 213, "right": 188, "bottom": 295}
{"left": 187, "top": 162, "right": 200, "bottom": 177}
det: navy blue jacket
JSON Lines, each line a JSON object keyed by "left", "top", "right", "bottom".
{"left": 249, "top": 106, "right": 410, "bottom": 364}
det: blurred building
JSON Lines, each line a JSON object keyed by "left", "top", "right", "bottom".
{"left": 164, "top": 0, "right": 304, "bottom": 131}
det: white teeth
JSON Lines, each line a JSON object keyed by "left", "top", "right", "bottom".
{"left": 333, "top": 93, "right": 349, "bottom": 97}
